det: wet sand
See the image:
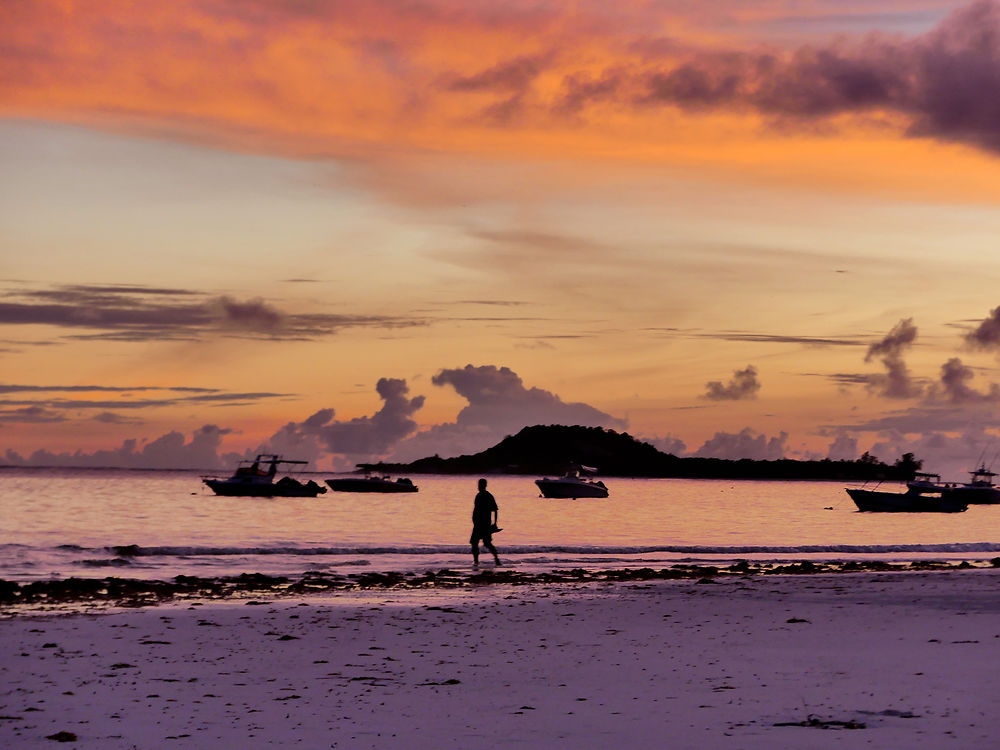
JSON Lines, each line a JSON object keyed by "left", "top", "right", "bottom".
{"left": 3, "top": 568, "right": 1000, "bottom": 748}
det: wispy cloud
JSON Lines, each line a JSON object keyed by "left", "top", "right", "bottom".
{"left": 0, "top": 284, "right": 427, "bottom": 342}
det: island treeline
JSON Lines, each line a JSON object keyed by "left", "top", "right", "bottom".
{"left": 365, "top": 425, "right": 921, "bottom": 481}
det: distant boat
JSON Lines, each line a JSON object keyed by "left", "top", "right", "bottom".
{"left": 906, "top": 472, "right": 949, "bottom": 495}
{"left": 536, "top": 465, "right": 609, "bottom": 499}
{"left": 202, "top": 455, "right": 326, "bottom": 497}
{"left": 325, "top": 472, "right": 419, "bottom": 493}
{"left": 944, "top": 464, "right": 1000, "bottom": 504}
{"left": 846, "top": 486, "right": 966, "bottom": 513}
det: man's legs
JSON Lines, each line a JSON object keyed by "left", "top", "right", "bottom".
{"left": 471, "top": 541, "right": 479, "bottom": 565}
{"left": 482, "top": 539, "right": 500, "bottom": 564}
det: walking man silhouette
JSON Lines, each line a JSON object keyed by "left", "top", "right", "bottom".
{"left": 470, "top": 478, "right": 500, "bottom": 566}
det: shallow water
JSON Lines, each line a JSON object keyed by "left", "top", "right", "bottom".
{"left": 2, "top": 467, "right": 999, "bottom": 581}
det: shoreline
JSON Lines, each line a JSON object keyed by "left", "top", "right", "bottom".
{"left": 3, "top": 568, "right": 1000, "bottom": 748}
{"left": 3, "top": 556, "right": 999, "bottom": 616}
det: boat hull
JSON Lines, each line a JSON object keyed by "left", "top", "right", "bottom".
{"left": 943, "top": 486, "right": 1000, "bottom": 504}
{"left": 325, "top": 478, "right": 419, "bottom": 493}
{"left": 203, "top": 479, "right": 326, "bottom": 497}
{"left": 846, "top": 488, "right": 967, "bottom": 513}
{"left": 535, "top": 479, "right": 609, "bottom": 499}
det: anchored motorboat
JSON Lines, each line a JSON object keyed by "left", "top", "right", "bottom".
{"left": 325, "top": 471, "right": 419, "bottom": 493}
{"left": 944, "top": 464, "right": 1000, "bottom": 504}
{"left": 536, "top": 465, "right": 609, "bottom": 499}
{"left": 846, "top": 484, "right": 966, "bottom": 513}
{"left": 202, "top": 454, "right": 326, "bottom": 497}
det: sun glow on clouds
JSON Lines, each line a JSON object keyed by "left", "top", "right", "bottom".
{"left": 5, "top": 1, "right": 1000, "bottom": 467}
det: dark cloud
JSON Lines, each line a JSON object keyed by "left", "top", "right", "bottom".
{"left": 555, "top": 1, "right": 1000, "bottom": 155}
{"left": 703, "top": 365, "right": 761, "bottom": 401}
{"left": 0, "top": 384, "right": 290, "bottom": 417}
{"left": 698, "top": 332, "right": 863, "bottom": 347}
{"left": 865, "top": 318, "right": 918, "bottom": 362}
{"left": 446, "top": 54, "right": 549, "bottom": 93}
{"left": 0, "top": 284, "right": 426, "bottom": 342}
{"left": 557, "top": 69, "right": 623, "bottom": 115}
{"left": 0, "top": 384, "right": 216, "bottom": 394}
{"left": 926, "top": 357, "right": 1000, "bottom": 403}
{"left": 862, "top": 318, "right": 921, "bottom": 399}
{"left": 964, "top": 305, "right": 1000, "bottom": 351}
{"left": 692, "top": 427, "right": 788, "bottom": 460}
{"left": 92, "top": 411, "right": 143, "bottom": 425}
{"left": 392, "top": 364, "right": 626, "bottom": 461}
{"left": 0, "top": 405, "right": 66, "bottom": 423}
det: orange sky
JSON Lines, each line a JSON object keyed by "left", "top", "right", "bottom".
{"left": 4, "top": 0, "right": 1000, "bottom": 475}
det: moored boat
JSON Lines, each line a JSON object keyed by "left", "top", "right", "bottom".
{"left": 325, "top": 473, "right": 419, "bottom": 493}
{"left": 906, "top": 472, "right": 949, "bottom": 495}
{"left": 846, "top": 487, "right": 967, "bottom": 513}
{"left": 943, "top": 465, "right": 1000, "bottom": 504}
{"left": 202, "top": 455, "right": 326, "bottom": 497}
{"left": 536, "top": 465, "right": 609, "bottom": 499}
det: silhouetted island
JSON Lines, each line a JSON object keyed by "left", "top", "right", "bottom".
{"left": 364, "top": 424, "right": 921, "bottom": 481}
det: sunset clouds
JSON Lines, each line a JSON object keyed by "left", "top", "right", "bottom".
{"left": 6, "top": 1, "right": 1000, "bottom": 160}
{"left": 4, "top": 2, "right": 1000, "bottom": 475}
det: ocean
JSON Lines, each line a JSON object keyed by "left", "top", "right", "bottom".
{"left": 3, "top": 467, "right": 1000, "bottom": 583}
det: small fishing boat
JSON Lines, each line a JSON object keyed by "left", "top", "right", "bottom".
{"left": 905, "top": 472, "right": 949, "bottom": 495}
{"left": 202, "top": 455, "right": 326, "bottom": 497}
{"left": 325, "top": 472, "right": 419, "bottom": 493}
{"left": 846, "top": 486, "right": 967, "bottom": 513}
{"left": 944, "top": 465, "right": 1000, "bottom": 504}
{"left": 536, "top": 465, "right": 609, "bottom": 499}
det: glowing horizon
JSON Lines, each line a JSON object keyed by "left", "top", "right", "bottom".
{"left": 4, "top": 1, "right": 1000, "bottom": 476}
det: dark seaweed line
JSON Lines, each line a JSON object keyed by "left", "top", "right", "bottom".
{"left": 3, "top": 557, "right": 1000, "bottom": 613}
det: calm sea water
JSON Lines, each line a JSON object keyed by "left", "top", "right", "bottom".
{"left": 2, "top": 468, "right": 999, "bottom": 582}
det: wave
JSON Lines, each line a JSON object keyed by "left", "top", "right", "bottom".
{"left": 94, "top": 542, "right": 1000, "bottom": 558}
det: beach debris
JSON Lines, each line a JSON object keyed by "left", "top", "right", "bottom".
{"left": 417, "top": 678, "right": 461, "bottom": 686}
{"left": 857, "top": 709, "right": 920, "bottom": 718}
{"left": 45, "top": 731, "right": 78, "bottom": 742}
{"left": 774, "top": 715, "right": 866, "bottom": 730}
{"left": 786, "top": 617, "right": 811, "bottom": 624}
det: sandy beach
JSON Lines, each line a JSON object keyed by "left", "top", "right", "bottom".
{"left": 3, "top": 568, "right": 1000, "bottom": 749}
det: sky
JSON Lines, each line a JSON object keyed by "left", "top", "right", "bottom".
{"left": 4, "top": 0, "right": 1000, "bottom": 476}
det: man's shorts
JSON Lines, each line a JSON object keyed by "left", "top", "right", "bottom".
{"left": 470, "top": 526, "right": 493, "bottom": 545}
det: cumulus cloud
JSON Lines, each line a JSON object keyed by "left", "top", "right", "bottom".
{"left": 692, "top": 427, "right": 788, "bottom": 460}
{"left": 645, "top": 434, "right": 688, "bottom": 456}
{"left": 865, "top": 425, "right": 1000, "bottom": 481}
{"left": 254, "top": 379, "right": 425, "bottom": 468}
{"left": 703, "top": 365, "right": 760, "bottom": 401}
{"left": 926, "top": 357, "right": 1000, "bottom": 403}
{"left": 862, "top": 318, "right": 921, "bottom": 399}
{"left": 392, "top": 364, "right": 626, "bottom": 460}
{"left": 826, "top": 432, "right": 858, "bottom": 461}
{"left": 3, "top": 425, "right": 232, "bottom": 469}
{"left": 964, "top": 305, "right": 1000, "bottom": 351}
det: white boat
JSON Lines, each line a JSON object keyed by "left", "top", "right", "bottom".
{"left": 325, "top": 473, "right": 419, "bottom": 493}
{"left": 944, "top": 464, "right": 1000, "bottom": 504}
{"left": 202, "top": 455, "right": 326, "bottom": 497}
{"left": 536, "top": 466, "right": 609, "bottom": 499}
{"left": 906, "top": 472, "right": 949, "bottom": 495}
